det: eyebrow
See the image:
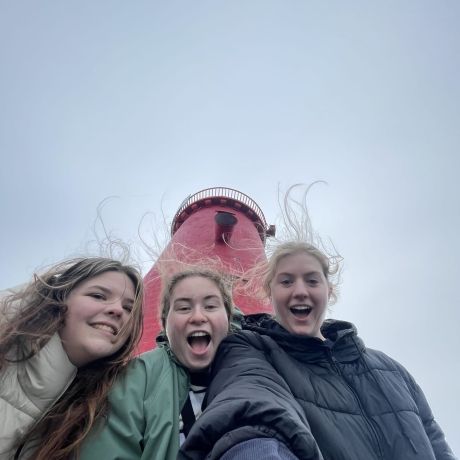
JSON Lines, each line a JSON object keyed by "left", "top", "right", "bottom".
{"left": 277, "top": 271, "right": 322, "bottom": 277}
{"left": 173, "top": 295, "right": 222, "bottom": 303}
{"left": 87, "top": 285, "right": 135, "bottom": 303}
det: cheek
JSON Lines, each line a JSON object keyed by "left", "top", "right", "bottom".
{"left": 213, "top": 315, "right": 230, "bottom": 343}
{"left": 165, "top": 316, "right": 184, "bottom": 343}
{"left": 273, "top": 305, "right": 287, "bottom": 324}
{"left": 271, "top": 293, "right": 286, "bottom": 315}
{"left": 61, "top": 308, "right": 78, "bottom": 333}
{"left": 318, "top": 288, "right": 330, "bottom": 305}
{"left": 270, "top": 286, "right": 286, "bottom": 306}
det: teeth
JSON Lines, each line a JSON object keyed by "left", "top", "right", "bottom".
{"left": 290, "top": 306, "right": 312, "bottom": 312}
{"left": 187, "top": 331, "right": 211, "bottom": 347}
{"left": 189, "top": 331, "right": 209, "bottom": 338}
{"left": 93, "top": 324, "right": 117, "bottom": 335}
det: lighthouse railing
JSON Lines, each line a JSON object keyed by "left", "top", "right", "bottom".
{"left": 174, "top": 187, "right": 268, "bottom": 228}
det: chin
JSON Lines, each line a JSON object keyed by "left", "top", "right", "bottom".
{"left": 189, "top": 361, "right": 211, "bottom": 372}
{"left": 89, "top": 347, "right": 119, "bottom": 361}
{"left": 291, "top": 326, "right": 313, "bottom": 336}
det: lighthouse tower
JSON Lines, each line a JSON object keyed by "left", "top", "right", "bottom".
{"left": 139, "top": 187, "right": 275, "bottom": 353}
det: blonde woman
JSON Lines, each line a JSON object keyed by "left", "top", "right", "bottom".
{"left": 180, "top": 186, "right": 455, "bottom": 460}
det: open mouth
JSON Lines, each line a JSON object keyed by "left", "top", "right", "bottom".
{"left": 289, "top": 306, "right": 312, "bottom": 318}
{"left": 92, "top": 323, "right": 118, "bottom": 336}
{"left": 187, "top": 331, "right": 211, "bottom": 353}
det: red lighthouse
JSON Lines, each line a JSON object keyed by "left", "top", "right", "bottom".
{"left": 139, "top": 187, "right": 275, "bottom": 353}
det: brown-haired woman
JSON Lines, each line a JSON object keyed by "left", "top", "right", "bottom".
{"left": 79, "top": 268, "right": 233, "bottom": 460}
{"left": 0, "top": 257, "right": 144, "bottom": 460}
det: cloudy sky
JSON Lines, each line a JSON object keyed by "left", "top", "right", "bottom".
{"left": 1, "top": 1, "right": 459, "bottom": 454}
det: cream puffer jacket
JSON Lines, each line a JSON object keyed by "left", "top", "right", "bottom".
{"left": 0, "top": 288, "right": 77, "bottom": 459}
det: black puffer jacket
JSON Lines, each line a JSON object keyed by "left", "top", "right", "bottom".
{"left": 179, "top": 315, "right": 456, "bottom": 460}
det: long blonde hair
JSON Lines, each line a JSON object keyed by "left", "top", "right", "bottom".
{"left": 244, "top": 183, "right": 342, "bottom": 305}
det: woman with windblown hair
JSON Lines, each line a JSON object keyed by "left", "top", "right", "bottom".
{"left": 179, "top": 184, "right": 456, "bottom": 460}
{"left": 0, "top": 257, "right": 144, "bottom": 460}
{"left": 79, "top": 268, "right": 233, "bottom": 460}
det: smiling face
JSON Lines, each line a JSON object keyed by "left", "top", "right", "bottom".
{"left": 269, "top": 251, "right": 331, "bottom": 339}
{"left": 59, "top": 271, "right": 135, "bottom": 367}
{"left": 165, "top": 275, "right": 229, "bottom": 372}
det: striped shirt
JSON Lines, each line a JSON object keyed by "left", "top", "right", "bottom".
{"left": 179, "top": 372, "right": 209, "bottom": 445}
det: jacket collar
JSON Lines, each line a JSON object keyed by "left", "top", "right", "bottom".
{"left": 242, "top": 313, "right": 366, "bottom": 363}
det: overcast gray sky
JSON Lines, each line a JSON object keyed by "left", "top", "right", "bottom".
{"left": 1, "top": 1, "right": 459, "bottom": 454}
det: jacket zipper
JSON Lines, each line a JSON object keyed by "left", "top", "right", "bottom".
{"left": 327, "top": 350, "right": 384, "bottom": 460}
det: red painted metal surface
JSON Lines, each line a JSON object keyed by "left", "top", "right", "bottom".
{"left": 138, "top": 187, "right": 275, "bottom": 353}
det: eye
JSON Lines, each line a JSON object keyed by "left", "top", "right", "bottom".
{"left": 279, "top": 278, "right": 292, "bottom": 286}
{"left": 89, "top": 293, "right": 106, "bottom": 300}
{"left": 123, "top": 305, "right": 133, "bottom": 313}
{"left": 175, "top": 305, "right": 191, "bottom": 313}
{"left": 205, "top": 304, "right": 221, "bottom": 311}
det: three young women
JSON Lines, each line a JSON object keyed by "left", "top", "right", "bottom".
{"left": 0, "top": 257, "right": 144, "bottom": 460}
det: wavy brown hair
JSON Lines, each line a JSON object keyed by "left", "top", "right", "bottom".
{"left": 0, "top": 257, "right": 144, "bottom": 460}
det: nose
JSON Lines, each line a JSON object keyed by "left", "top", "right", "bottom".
{"left": 189, "top": 306, "right": 208, "bottom": 324}
{"left": 292, "top": 279, "right": 309, "bottom": 299}
{"left": 105, "top": 300, "right": 124, "bottom": 318}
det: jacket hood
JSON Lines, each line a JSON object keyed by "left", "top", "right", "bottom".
{"left": 155, "top": 332, "right": 187, "bottom": 370}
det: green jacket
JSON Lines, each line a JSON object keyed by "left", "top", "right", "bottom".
{"left": 80, "top": 346, "right": 190, "bottom": 460}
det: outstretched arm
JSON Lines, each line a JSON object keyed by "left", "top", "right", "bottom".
{"left": 179, "top": 331, "right": 323, "bottom": 460}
